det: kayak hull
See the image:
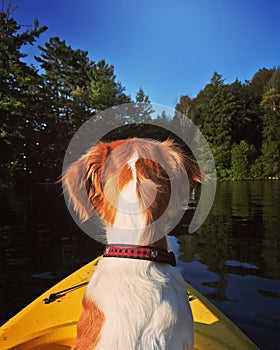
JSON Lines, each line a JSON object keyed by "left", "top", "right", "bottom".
{"left": 0, "top": 257, "right": 259, "bottom": 349}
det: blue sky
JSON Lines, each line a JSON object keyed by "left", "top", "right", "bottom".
{"left": 14, "top": 0, "right": 280, "bottom": 106}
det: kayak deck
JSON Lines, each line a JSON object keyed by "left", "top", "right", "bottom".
{"left": 0, "top": 257, "right": 259, "bottom": 350}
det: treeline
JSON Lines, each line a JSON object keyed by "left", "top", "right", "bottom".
{"left": 0, "top": 10, "right": 279, "bottom": 184}
{"left": 176, "top": 70, "right": 280, "bottom": 179}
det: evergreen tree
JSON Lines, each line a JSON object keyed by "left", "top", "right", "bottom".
{"left": 250, "top": 67, "right": 274, "bottom": 100}
{"left": 231, "top": 141, "right": 257, "bottom": 180}
{"left": 130, "top": 87, "right": 153, "bottom": 123}
{"left": 174, "top": 95, "right": 195, "bottom": 138}
{"left": 33, "top": 37, "right": 94, "bottom": 178}
{"left": 0, "top": 9, "right": 47, "bottom": 180}
{"left": 89, "top": 59, "right": 130, "bottom": 113}
{"left": 135, "top": 87, "right": 149, "bottom": 104}
{"left": 244, "top": 68, "right": 274, "bottom": 151}
{"left": 228, "top": 80, "right": 256, "bottom": 145}
{"left": 35, "top": 39, "right": 130, "bottom": 179}
{"left": 194, "top": 72, "right": 237, "bottom": 177}
{"left": 35, "top": 37, "right": 93, "bottom": 123}
{"left": 175, "top": 95, "right": 196, "bottom": 121}
{"left": 260, "top": 68, "right": 280, "bottom": 176}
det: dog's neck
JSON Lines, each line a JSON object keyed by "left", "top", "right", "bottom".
{"left": 107, "top": 236, "right": 168, "bottom": 250}
{"left": 105, "top": 152, "right": 169, "bottom": 248}
{"left": 106, "top": 227, "right": 168, "bottom": 250}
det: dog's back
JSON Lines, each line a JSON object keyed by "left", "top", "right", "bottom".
{"left": 79, "top": 258, "right": 193, "bottom": 350}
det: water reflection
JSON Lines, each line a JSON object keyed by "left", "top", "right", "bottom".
{"left": 0, "top": 184, "right": 104, "bottom": 325}
{"left": 0, "top": 181, "right": 279, "bottom": 349}
{"left": 176, "top": 181, "right": 280, "bottom": 349}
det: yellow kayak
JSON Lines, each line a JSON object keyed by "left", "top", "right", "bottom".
{"left": 0, "top": 257, "right": 259, "bottom": 350}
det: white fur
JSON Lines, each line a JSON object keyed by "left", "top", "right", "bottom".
{"left": 86, "top": 259, "right": 193, "bottom": 350}
{"left": 107, "top": 152, "right": 146, "bottom": 244}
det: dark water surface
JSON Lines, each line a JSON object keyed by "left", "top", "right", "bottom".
{"left": 0, "top": 181, "right": 279, "bottom": 349}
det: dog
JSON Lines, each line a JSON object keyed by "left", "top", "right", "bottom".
{"left": 62, "top": 138, "right": 200, "bottom": 350}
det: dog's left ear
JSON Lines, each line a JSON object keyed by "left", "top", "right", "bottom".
{"left": 62, "top": 142, "right": 112, "bottom": 222}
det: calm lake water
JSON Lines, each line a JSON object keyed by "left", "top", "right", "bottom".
{"left": 0, "top": 181, "right": 279, "bottom": 349}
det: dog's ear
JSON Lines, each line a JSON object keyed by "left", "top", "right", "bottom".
{"left": 85, "top": 142, "right": 112, "bottom": 217}
{"left": 161, "top": 139, "right": 201, "bottom": 189}
{"left": 62, "top": 142, "right": 112, "bottom": 222}
{"left": 62, "top": 154, "right": 93, "bottom": 222}
{"left": 159, "top": 139, "right": 201, "bottom": 220}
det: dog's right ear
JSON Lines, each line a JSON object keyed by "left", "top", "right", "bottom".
{"left": 61, "top": 142, "right": 112, "bottom": 223}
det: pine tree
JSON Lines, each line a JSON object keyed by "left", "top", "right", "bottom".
{"left": 175, "top": 95, "right": 195, "bottom": 121}
{"left": 35, "top": 37, "right": 93, "bottom": 123}
{"left": 34, "top": 39, "right": 131, "bottom": 179}
{"left": 89, "top": 59, "right": 130, "bottom": 113}
{"left": 0, "top": 8, "right": 47, "bottom": 180}
{"left": 171, "top": 95, "right": 195, "bottom": 146}
{"left": 231, "top": 141, "right": 257, "bottom": 180}
{"left": 194, "top": 72, "right": 237, "bottom": 177}
{"left": 33, "top": 37, "right": 95, "bottom": 178}
{"left": 130, "top": 87, "right": 153, "bottom": 123}
{"left": 260, "top": 68, "right": 280, "bottom": 176}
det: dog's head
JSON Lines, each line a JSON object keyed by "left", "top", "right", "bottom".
{"left": 62, "top": 138, "right": 200, "bottom": 244}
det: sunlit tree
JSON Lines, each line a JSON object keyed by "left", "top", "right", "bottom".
{"left": 260, "top": 68, "right": 280, "bottom": 176}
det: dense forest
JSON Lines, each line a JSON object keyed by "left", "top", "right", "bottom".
{"left": 0, "top": 10, "right": 279, "bottom": 185}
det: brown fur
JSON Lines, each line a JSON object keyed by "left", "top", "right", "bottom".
{"left": 72, "top": 297, "right": 105, "bottom": 350}
{"left": 63, "top": 138, "right": 201, "bottom": 230}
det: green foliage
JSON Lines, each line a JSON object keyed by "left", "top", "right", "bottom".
{"left": 0, "top": 9, "right": 130, "bottom": 183}
{"left": 250, "top": 68, "right": 274, "bottom": 99}
{"left": 89, "top": 59, "right": 130, "bottom": 112}
{"left": 0, "top": 9, "right": 47, "bottom": 181}
{"left": 175, "top": 95, "right": 195, "bottom": 120}
{"left": 130, "top": 88, "right": 154, "bottom": 123}
{"left": 259, "top": 68, "right": 280, "bottom": 177}
{"left": 231, "top": 141, "right": 257, "bottom": 180}
{"left": 193, "top": 72, "right": 237, "bottom": 176}
{"left": 176, "top": 68, "right": 279, "bottom": 179}
{"left": 0, "top": 9, "right": 279, "bottom": 184}
{"left": 135, "top": 87, "right": 149, "bottom": 103}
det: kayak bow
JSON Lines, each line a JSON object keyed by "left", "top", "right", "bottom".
{"left": 0, "top": 257, "right": 259, "bottom": 349}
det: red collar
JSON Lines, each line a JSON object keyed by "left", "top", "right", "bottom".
{"left": 103, "top": 244, "right": 176, "bottom": 267}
